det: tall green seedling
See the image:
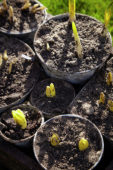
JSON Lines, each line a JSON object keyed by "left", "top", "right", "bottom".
{"left": 69, "top": 0, "right": 83, "bottom": 58}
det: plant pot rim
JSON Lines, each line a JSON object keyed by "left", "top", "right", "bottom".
{"left": 0, "top": 104, "right": 44, "bottom": 145}
{"left": 0, "top": 35, "right": 37, "bottom": 114}
{"left": 33, "top": 114, "right": 104, "bottom": 170}
{"left": 34, "top": 13, "right": 112, "bottom": 84}
{"left": 30, "top": 78, "right": 76, "bottom": 118}
{"left": 0, "top": 0, "right": 47, "bottom": 36}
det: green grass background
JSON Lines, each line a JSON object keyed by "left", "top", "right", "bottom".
{"left": 39, "top": 0, "right": 113, "bottom": 42}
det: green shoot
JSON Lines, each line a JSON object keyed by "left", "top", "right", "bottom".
{"left": 30, "top": 4, "right": 39, "bottom": 13}
{"left": 98, "top": 92, "right": 105, "bottom": 104}
{"left": 46, "top": 42, "right": 50, "bottom": 51}
{"left": 21, "top": 0, "right": 31, "bottom": 11}
{"left": 3, "top": 0, "right": 8, "bottom": 10}
{"left": 103, "top": 7, "right": 111, "bottom": 36}
{"left": 12, "top": 109, "right": 27, "bottom": 129}
{"left": 72, "top": 21, "right": 83, "bottom": 58}
{"left": 8, "top": 58, "right": 18, "bottom": 74}
{"left": 8, "top": 6, "right": 14, "bottom": 23}
{"left": 69, "top": 0, "right": 76, "bottom": 22}
{"left": 46, "top": 83, "right": 56, "bottom": 97}
{"left": 106, "top": 72, "right": 112, "bottom": 86}
{"left": 3, "top": 50, "right": 8, "bottom": 61}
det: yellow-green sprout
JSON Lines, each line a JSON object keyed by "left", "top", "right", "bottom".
{"left": 0, "top": 54, "right": 3, "bottom": 67}
{"left": 106, "top": 72, "right": 112, "bottom": 86}
{"left": 8, "top": 58, "right": 18, "bottom": 74}
{"left": 50, "top": 133, "right": 60, "bottom": 146}
{"left": 69, "top": 0, "right": 76, "bottom": 22}
{"left": 3, "top": 0, "right": 8, "bottom": 10}
{"left": 46, "top": 42, "right": 50, "bottom": 51}
{"left": 50, "top": 83, "right": 56, "bottom": 97}
{"left": 30, "top": 4, "right": 39, "bottom": 13}
{"left": 46, "top": 86, "right": 51, "bottom": 97}
{"left": 0, "top": 7, "right": 5, "bottom": 15}
{"left": 78, "top": 138, "right": 89, "bottom": 151}
{"left": 103, "top": 7, "right": 111, "bottom": 36}
{"left": 3, "top": 50, "right": 8, "bottom": 61}
{"left": 46, "top": 83, "right": 56, "bottom": 97}
{"left": 72, "top": 21, "right": 83, "bottom": 58}
{"left": 98, "top": 92, "right": 105, "bottom": 104}
{"left": 108, "top": 100, "right": 113, "bottom": 112}
{"left": 21, "top": 0, "right": 31, "bottom": 11}
{"left": 8, "top": 6, "right": 14, "bottom": 23}
{"left": 12, "top": 109, "right": 27, "bottom": 129}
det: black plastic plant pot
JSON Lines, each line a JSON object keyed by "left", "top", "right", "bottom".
{"left": 33, "top": 114, "right": 104, "bottom": 170}
{"left": 34, "top": 13, "right": 112, "bottom": 84}
{"left": 30, "top": 78, "right": 75, "bottom": 119}
{"left": 0, "top": 104, "right": 44, "bottom": 147}
{"left": 0, "top": 0, "right": 47, "bottom": 38}
{"left": 0, "top": 33, "right": 40, "bottom": 114}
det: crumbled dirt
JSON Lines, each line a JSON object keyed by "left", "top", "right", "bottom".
{"left": 0, "top": 0, "right": 46, "bottom": 33}
{"left": 0, "top": 105, "right": 42, "bottom": 140}
{"left": 34, "top": 115, "right": 102, "bottom": 170}
{"left": 34, "top": 14, "right": 112, "bottom": 73}
{"left": 0, "top": 34, "right": 40, "bottom": 108}
{"left": 69, "top": 56, "right": 113, "bottom": 142}
{"left": 30, "top": 78, "right": 75, "bottom": 118}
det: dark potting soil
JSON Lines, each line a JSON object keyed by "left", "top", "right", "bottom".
{"left": 34, "top": 115, "right": 102, "bottom": 170}
{"left": 69, "top": 56, "right": 113, "bottom": 142}
{"left": 34, "top": 14, "right": 112, "bottom": 73}
{"left": 0, "top": 105, "right": 42, "bottom": 140}
{"left": 30, "top": 79, "right": 75, "bottom": 118}
{"left": 0, "top": 34, "right": 40, "bottom": 108}
{"left": 0, "top": 0, "right": 46, "bottom": 33}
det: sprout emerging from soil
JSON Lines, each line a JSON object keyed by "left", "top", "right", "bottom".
{"left": 0, "top": 54, "right": 3, "bottom": 67}
{"left": 72, "top": 21, "right": 83, "bottom": 58}
{"left": 12, "top": 109, "right": 27, "bottom": 129}
{"left": 30, "top": 4, "right": 39, "bottom": 13}
{"left": 108, "top": 100, "right": 113, "bottom": 112}
{"left": 3, "top": 0, "right": 8, "bottom": 10}
{"left": 50, "top": 133, "right": 60, "bottom": 146}
{"left": 8, "top": 58, "right": 18, "bottom": 74}
{"left": 8, "top": 6, "right": 14, "bottom": 23}
{"left": 3, "top": 50, "right": 8, "bottom": 61}
{"left": 78, "top": 138, "right": 89, "bottom": 151}
{"left": 46, "top": 42, "right": 50, "bottom": 51}
{"left": 46, "top": 83, "right": 56, "bottom": 97}
{"left": 102, "top": 7, "right": 111, "bottom": 36}
{"left": 0, "top": 7, "right": 4, "bottom": 15}
{"left": 106, "top": 72, "right": 112, "bottom": 86}
{"left": 98, "top": 92, "right": 105, "bottom": 104}
{"left": 69, "top": 0, "right": 83, "bottom": 58}
{"left": 21, "top": 0, "right": 31, "bottom": 11}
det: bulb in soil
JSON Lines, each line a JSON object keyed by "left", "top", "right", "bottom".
{"left": 12, "top": 109, "right": 27, "bottom": 129}
{"left": 106, "top": 72, "right": 112, "bottom": 86}
{"left": 50, "top": 133, "right": 60, "bottom": 146}
{"left": 98, "top": 92, "right": 105, "bottom": 104}
{"left": 78, "top": 138, "right": 89, "bottom": 151}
